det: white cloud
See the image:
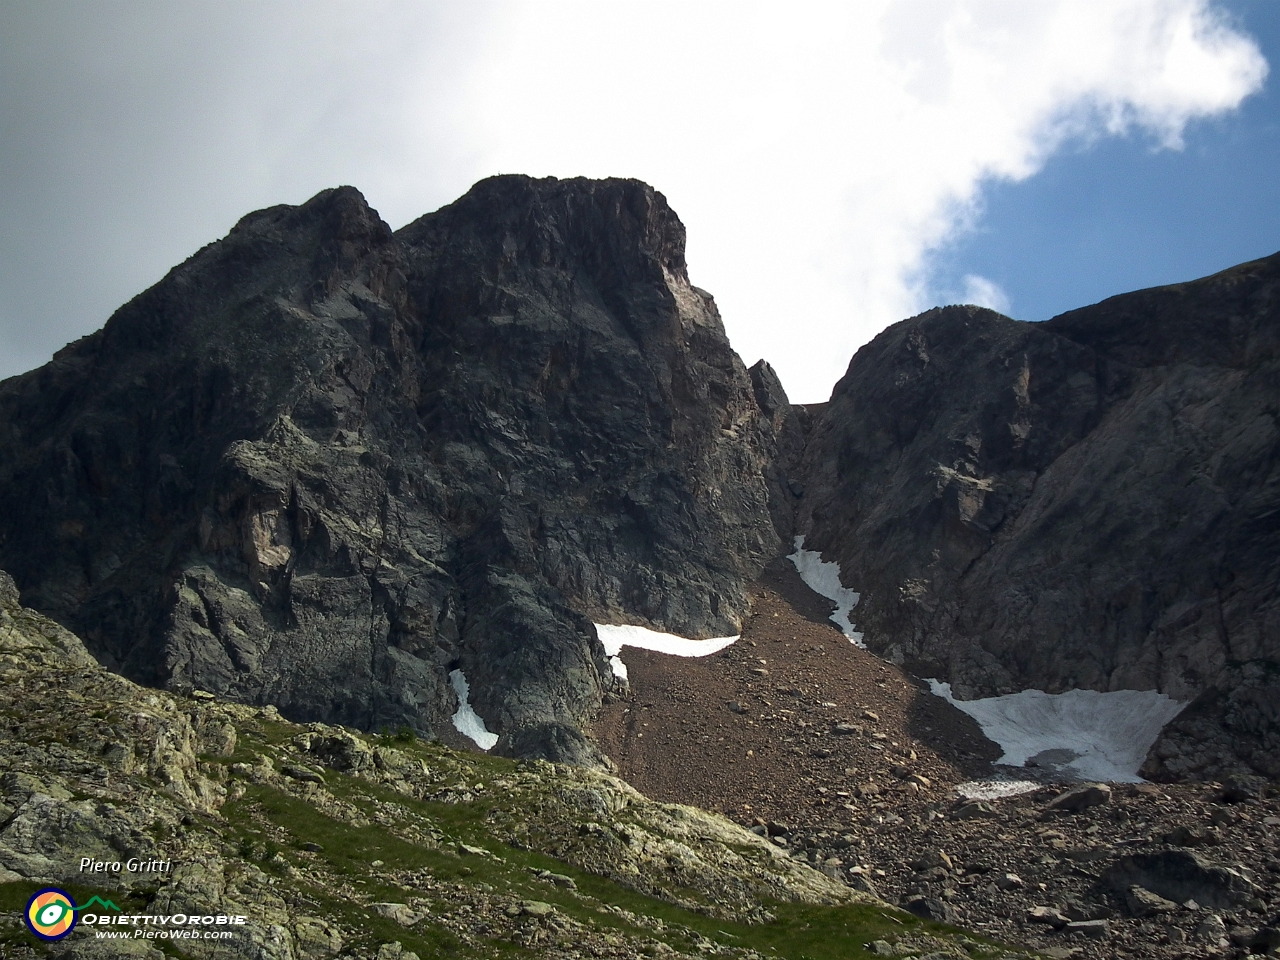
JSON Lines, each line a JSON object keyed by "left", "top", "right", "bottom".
{"left": 459, "top": 0, "right": 1266, "bottom": 399}
{"left": 959, "top": 275, "right": 1013, "bottom": 315}
{"left": 0, "top": 1, "right": 1267, "bottom": 402}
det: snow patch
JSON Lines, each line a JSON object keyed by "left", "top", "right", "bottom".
{"left": 928, "top": 680, "right": 1186, "bottom": 783}
{"left": 787, "top": 535, "right": 865, "bottom": 647}
{"left": 594, "top": 623, "right": 739, "bottom": 681}
{"left": 606, "top": 654, "right": 629, "bottom": 683}
{"left": 449, "top": 668, "right": 498, "bottom": 751}
{"left": 956, "top": 779, "right": 1042, "bottom": 800}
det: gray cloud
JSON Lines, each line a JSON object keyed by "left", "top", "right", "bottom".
{"left": 0, "top": 0, "right": 493, "bottom": 375}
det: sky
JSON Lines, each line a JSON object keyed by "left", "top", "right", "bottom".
{"left": 1, "top": 1, "right": 1276, "bottom": 403}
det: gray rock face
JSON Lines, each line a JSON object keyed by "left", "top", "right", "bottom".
{"left": 795, "top": 253, "right": 1280, "bottom": 778}
{"left": 0, "top": 176, "right": 780, "bottom": 762}
{"left": 1142, "top": 660, "right": 1280, "bottom": 781}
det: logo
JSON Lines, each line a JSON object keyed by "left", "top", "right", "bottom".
{"left": 23, "top": 889, "right": 121, "bottom": 942}
{"left": 25, "top": 888, "right": 78, "bottom": 941}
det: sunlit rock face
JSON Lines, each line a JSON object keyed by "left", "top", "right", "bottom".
{"left": 0, "top": 176, "right": 781, "bottom": 764}
{"left": 793, "top": 253, "right": 1280, "bottom": 779}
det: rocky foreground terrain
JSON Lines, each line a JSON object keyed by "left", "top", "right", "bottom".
{"left": 1, "top": 570, "right": 1044, "bottom": 960}
{"left": 595, "top": 562, "right": 1280, "bottom": 959}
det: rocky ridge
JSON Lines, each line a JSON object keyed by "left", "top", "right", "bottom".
{"left": 0, "top": 174, "right": 1277, "bottom": 779}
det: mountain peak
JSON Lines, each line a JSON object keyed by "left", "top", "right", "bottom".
{"left": 0, "top": 175, "right": 779, "bottom": 764}
{"left": 400, "top": 174, "right": 688, "bottom": 284}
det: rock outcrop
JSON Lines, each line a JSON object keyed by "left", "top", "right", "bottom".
{"left": 0, "top": 176, "right": 780, "bottom": 763}
{"left": 794, "top": 252, "right": 1280, "bottom": 779}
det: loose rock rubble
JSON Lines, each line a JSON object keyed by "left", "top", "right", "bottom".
{"left": 779, "top": 779, "right": 1280, "bottom": 958}
{"left": 596, "top": 561, "right": 1280, "bottom": 960}
{"left": 593, "top": 561, "right": 1000, "bottom": 827}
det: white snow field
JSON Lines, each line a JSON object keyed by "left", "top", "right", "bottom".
{"left": 593, "top": 623, "right": 739, "bottom": 682}
{"left": 787, "top": 535, "right": 865, "bottom": 647}
{"left": 928, "top": 680, "right": 1186, "bottom": 783}
{"left": 449, "top": 668, "right": 499, "bottom": 751}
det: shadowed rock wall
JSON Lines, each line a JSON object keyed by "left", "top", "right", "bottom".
{"left": 0, "top": 176, "right": 781, "bottom": 764}
{"left": 3, "top": 174, "right": 1276, "bottom": 780}
{"left": 795, "top": 254, "right": 1280, "bottom": 779}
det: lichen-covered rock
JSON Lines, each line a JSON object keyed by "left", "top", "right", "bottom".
{"left": 303, "top": 727, "right": 376, "bottom": 772}
{"left": 293, "top": 917, "right": 343, "bottom": 959}
{"left": 0, "top": 579, "right": 226, "bottom": 820}
{"left": 0, "top": 793, "right": 142, "bottom": 885}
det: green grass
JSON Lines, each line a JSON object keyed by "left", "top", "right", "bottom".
{"left": 220, "top": 786, "right": 502, "bottom": 958}
{"left": 213, "top": 736, "right": 1024, "bottom": 960}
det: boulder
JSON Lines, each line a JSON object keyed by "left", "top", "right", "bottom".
{"left": 1104, "top": 850, "right": 1256, "bottom": 909}
{"left": 1125, "top": 885, "right": 1179, "bottom": 917}
{"left": 1221, "top": 775, "right": 1266, "bottom": 802}
{"left": 294, "top": 917, "right": 344, "bottom": 958}
{"left": 307, "top": 730, "right": 375, "bottom": 772}
{"left": 911, "top": 847, "right": 953, "bottom": 872}
{"left": 1044, "top": 783, "right": 1112, "bottom": 814}
{"left": 1064, "top": 919, "right": 1109, "bottom": 939}
{"left": 370, "top": 902, "right": 424, "bottom": 926}
{"left": 903, "top": 896, "right": 956, "bottom": 924}
{"left": 1164, "top": 824, "right": 1217, "bottom": 847}
{"left": 953, "top": 800, "right": 997, "bottom": 820}
{"left": 1027, "top": 906, "right": 1068, "bottom": 928}
{"left": 1194, "top": 913, "right": 1229, "bottom": 945}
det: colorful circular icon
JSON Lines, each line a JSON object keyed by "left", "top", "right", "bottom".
{"left": 25, "top": 888, "right": 78, "bottom": 941}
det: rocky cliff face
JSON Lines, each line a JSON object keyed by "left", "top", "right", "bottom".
{"left": 795, "top": 253, "right": 1280, "bottom": 779}
{"left": 0, "top": 176, "right": 780, "bottom": 764}
{"left": 2, "top": 173, "right": 1275, "bottom": 782}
